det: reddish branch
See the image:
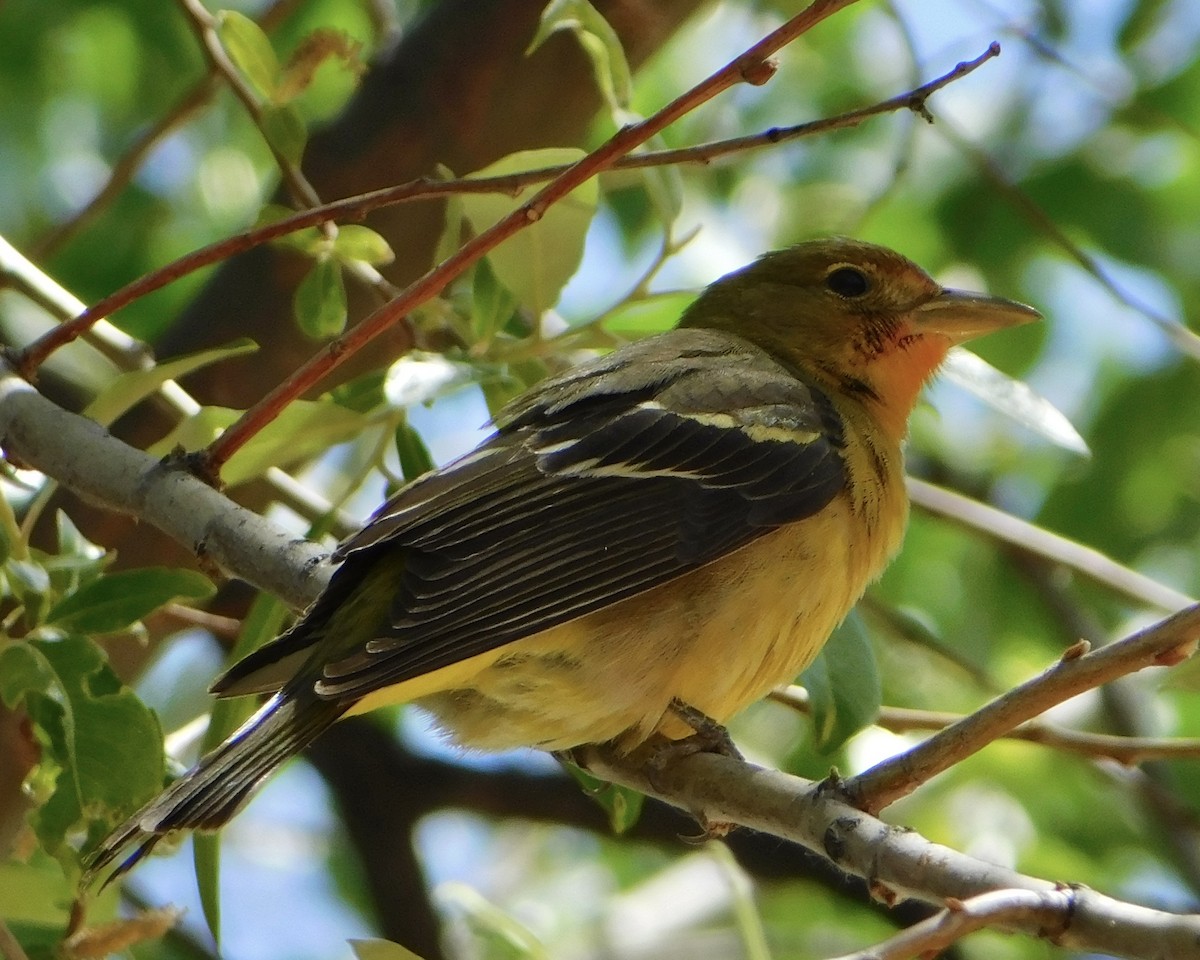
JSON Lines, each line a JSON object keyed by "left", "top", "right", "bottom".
{"left": 10, "top": 40, "right": 999, "bottom": 390}
{"left": 198, "top": 0, "right": 861, "bottom": 474}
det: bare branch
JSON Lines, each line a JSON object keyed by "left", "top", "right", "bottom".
{"left": 0, "top": 363, "right": 328, "bottom": 610}
{"left": 577, "top": 746, "right": 1200, "bottom": 960}
{"left": 909, "top": 477, "right": 1195, "bottom": 613}
{"left": 828, "top": 889, "right": 1070, "bottom": 960}
{"left": 771, "top": 685, "right": 1200, "bottom": 763}
{"left": 845, "top": 604, "right": 1200, "bottom": 813}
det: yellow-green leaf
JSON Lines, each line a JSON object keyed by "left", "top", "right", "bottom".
{"left": 528, "top": 0, "right": 632, "bottom": 113}
{"left": 333, "top": 225, "right": 394, "bottom": 266}
{"left": 47, "top": 568, "right": 214, "bottom": 634}
{"left": 217, "top": 11, "right": 279, "bottom": 100}
{"left": 349, "top": 939, "right": 428, "bottom": 960}
{"left": 261, "top": 102, "right": 308, "bottom": 165}
{"left": 84, "top": 339, "right": 258, "bottom": 426}
{"left": 294, "top": 257, "right": 347, "bottom": 339}
{"left": 146, "top": 398, "right": 371, "bottom": 487}
{"left": 799, "top": 611, "right": 880, "bottom": 753}
{"left": 461, "top": 148, "right": 598, "bottom": 317}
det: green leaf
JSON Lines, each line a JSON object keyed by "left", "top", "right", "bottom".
{"left": 600, "top": 290, "right": 695, "bottom": 338}
{"left": 5, "top": 558, "right": 51, "bottom": 625}
{"left": 83, "top": 340, "right": 258, "bottom": 426}
{"left": 0, "top": 856, "right": 100, "bottom": 925}
{"left": 146, "top": 405, "right": 238, "bottom": 460}
{"left": 5, "top": 919, "right": 70, "bottom": 960}
{"left": 195, "top": 832, "right": 221, "bottom": 943}
{"left": 222, "top": 397, "right": 369, "bottom": 486}
{"left": 563, "top": 761, "right": 644, "bottom": 833}
{"left": 330, "top": 369, "right": 388, "bottom": 413}
{"left": 46, "top": 568, "right": 215, "bottom": 634}
{"left": 799, "top": 612, "right": 881, "bottom": 753}
{"left": 461, "top": 148, "right": 598, "bottom": 316}
{"left": 0, "top": 495, "right": 15, "bottom": 564}
{"left": 2, "top": 637, "right": 164, "bottom": 858}
{"left": 394, "top": 421, "right": 435, "bottom": 482}
{"left": 217, "top": 11, "right": 279, "bottom": 100}
{"left": 204, "top": 598, "right": 291, "bottom": 755}
{"left": 146, "top": 398, "right": 372, "bottom": 487}
{"left": 294, "top": 257, "right": 347, "bottom": 339}
{"left": 261, "top": 102, "right": 308, "bottom": 165}
{"left": 941, "top": 348, "right": 1090, "bottom": 456}
{"left": 333, "top": 225, "right": 394, "bottom": 266}
{"left": 349, "top": 938, "right": 429, "bottom": 960}
{"left": 470, "top": 257, "right": 516, "bottom": 344}
{"left": 528, "top": 0, "right": 632, "bottom": 113}
{"left": 0, "top": 643, "right": 57, "bottom": 709}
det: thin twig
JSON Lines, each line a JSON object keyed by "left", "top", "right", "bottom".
{"left": 827, "top": 889, "right": 1071, "bottom": 960}
{"left": 31, "top": 0, "right": 306, "bottom": 260}
{"left": 909, "top": 477, "right": 1195, "bottom": 614}
{"left": 843, "top": 604, "right": 1200, "bottom": 814}
{"left": 9, "top": 37, "right": 999, "bottom": 380}
{"left": 174, "top": 0, "right": 399, "bottom": 308}
{"left": 0, "top": 234, "right": 196, "bottom": 418}
{"left": 0, "top": 236, "right": 343, "bottom": 533}
{"left": 1012, "top": 552, "right": 1200, "bottom": 895}
{"left": 32, "top": 82, "right": 216, "bottom": 260}
{"left": 156, "top": 603, "right": 241, "bottom": 640}
{"left": 770, "top": 685, "right": 1200, "bottom": 763}
{"left": 0, "top": 919, "right": 30, "bottom": 960}
{"left": 175, "top": 0, "right": 320, "bottom": 209}
{"left": 200, "top": 0, "right": 864, "bottom": 475}
{"left": 936, "top": 116, "right": 1200, "bottom": 363}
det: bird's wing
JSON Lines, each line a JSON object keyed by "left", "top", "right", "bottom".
{"left": 218, "top": 329, "right": 848, "bottom": 700}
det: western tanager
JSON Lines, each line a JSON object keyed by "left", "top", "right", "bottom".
{"left": 86, "top": 238, "right": 1038, "bottom": 880}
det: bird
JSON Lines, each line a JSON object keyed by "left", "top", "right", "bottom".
{"left": 84, "top": 237, "right": 1039, "bottom": 883}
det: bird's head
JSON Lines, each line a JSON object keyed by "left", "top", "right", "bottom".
{"left": 679, "top": 238, "right": 1040, "bottom": 440}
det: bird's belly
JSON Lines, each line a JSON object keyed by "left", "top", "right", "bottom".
{"left": 417, "top": 495, "right": 901, "bottom": 752}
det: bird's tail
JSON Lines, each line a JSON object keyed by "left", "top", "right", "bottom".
{"left": 83, "top": 688, "right": 347, "bottom": 887}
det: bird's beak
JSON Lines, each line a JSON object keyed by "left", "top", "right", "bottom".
{"left": 913, "top": 288, "right": 1042, "bottom": 344}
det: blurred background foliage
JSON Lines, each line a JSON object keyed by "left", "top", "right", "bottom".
{"left": 1, "top": 0, "right": 1199, "bottom": 958}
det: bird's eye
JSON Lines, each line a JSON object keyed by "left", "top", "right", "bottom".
{"left": 826, "top": 266, "right": 870, "bottom": 298}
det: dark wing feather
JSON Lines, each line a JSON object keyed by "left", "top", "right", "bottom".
{"left": 215, "top": 329, "right": 848, "bottom": 701}
{"left": 311, "top": 329, "right": 847, "bottom": 699}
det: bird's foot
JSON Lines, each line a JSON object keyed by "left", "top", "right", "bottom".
{"left": 661, "top": 697, "right": 743, "bottom": 761}
{"left": 645, "top": 699, "right": 741, "bottom": 840}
